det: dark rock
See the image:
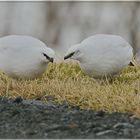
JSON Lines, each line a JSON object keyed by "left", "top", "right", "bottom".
{"left": 0, "top": 97, "right": 140, "bottom": 138}
{"left": 13, "top": 96, "right": 23, "bottom": 104}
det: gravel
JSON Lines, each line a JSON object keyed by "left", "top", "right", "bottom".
{"left": 0, "top": 96, "right": 140, "bottom": 138}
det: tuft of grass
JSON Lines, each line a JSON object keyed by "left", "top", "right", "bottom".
{"left": 1, "top": 62, "right": 140, "bottom": 117}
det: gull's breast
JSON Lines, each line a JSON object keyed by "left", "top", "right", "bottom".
{"left": 80, "top": 45, "right": 133, "bottom": 78}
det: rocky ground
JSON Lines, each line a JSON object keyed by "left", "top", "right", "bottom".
{"left": 0, "top": 96, "right": 140, "bottom": 138}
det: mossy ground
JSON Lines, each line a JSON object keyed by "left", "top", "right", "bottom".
{"left": 0, "top": 62, "right": 140, "bottom": 116}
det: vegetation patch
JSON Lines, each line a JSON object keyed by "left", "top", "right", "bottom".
{"left": 0, "top": 62, "right": 140, "bottom": 117}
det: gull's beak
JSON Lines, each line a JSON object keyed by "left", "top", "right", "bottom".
{"left": 64, "top": 52, "right": 75, "bottom": 60}
{"left": 49, "top": 57, "right": 54, "bottom": 63}
{"left": 64, "top": 55, "right": 70, "bottom": 60}
{"left": 43, "top": 53, "right": 54, "bottom": 63}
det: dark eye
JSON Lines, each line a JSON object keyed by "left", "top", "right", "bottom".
{"left": 43, "top": 53, "right": 50, "bottom": 60}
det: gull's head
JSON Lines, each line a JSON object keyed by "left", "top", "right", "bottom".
{"left": 42, "top": 47, "right": 55, "bottom": 63}
{"left": 64, "top": 44, "right": 83, "bottom": 61}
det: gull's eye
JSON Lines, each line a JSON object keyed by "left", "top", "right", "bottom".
{"left": 43, "top": 53, "right": 50, "bottom": 60}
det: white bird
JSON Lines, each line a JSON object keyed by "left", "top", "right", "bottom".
{"left": 0, "top": 35, "right": 55, "bottom": 79}
{"left": 64, "top": 34, "right": 134, "bottom": 79}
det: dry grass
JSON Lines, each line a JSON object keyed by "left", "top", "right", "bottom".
{"left": 0, "top": 62, "right": 140, "bottom": 116}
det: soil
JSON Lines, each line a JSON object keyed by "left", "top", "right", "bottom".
{"left": 0, "top": 96, "right": 140, "bottom": 138}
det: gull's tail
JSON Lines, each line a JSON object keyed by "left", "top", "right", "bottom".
{"left": 129, "top": 56, "right": 136, "bottom": 66}
{"left": 129, "top": 61, "right": 135, "bottom": 66}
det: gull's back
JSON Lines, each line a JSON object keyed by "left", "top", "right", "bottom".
{"left": 0, "top": 35, "right": 46, "bottom": 50}
{"left": 81, "top": 34, "right": 132, "bottom": 55}
{"left": 0, "top": 35, "right": 46, "bottom": 66}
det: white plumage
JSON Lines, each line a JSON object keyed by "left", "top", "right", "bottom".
{"left": 0, "top": 35, "right": 55, "bottom": 79}
{"left": 64, "top": 34, "right": 133, "bottom": 78}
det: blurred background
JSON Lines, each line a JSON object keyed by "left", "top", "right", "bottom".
{"left": 0, "top": 1, "right": 140, "bottom": 61}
